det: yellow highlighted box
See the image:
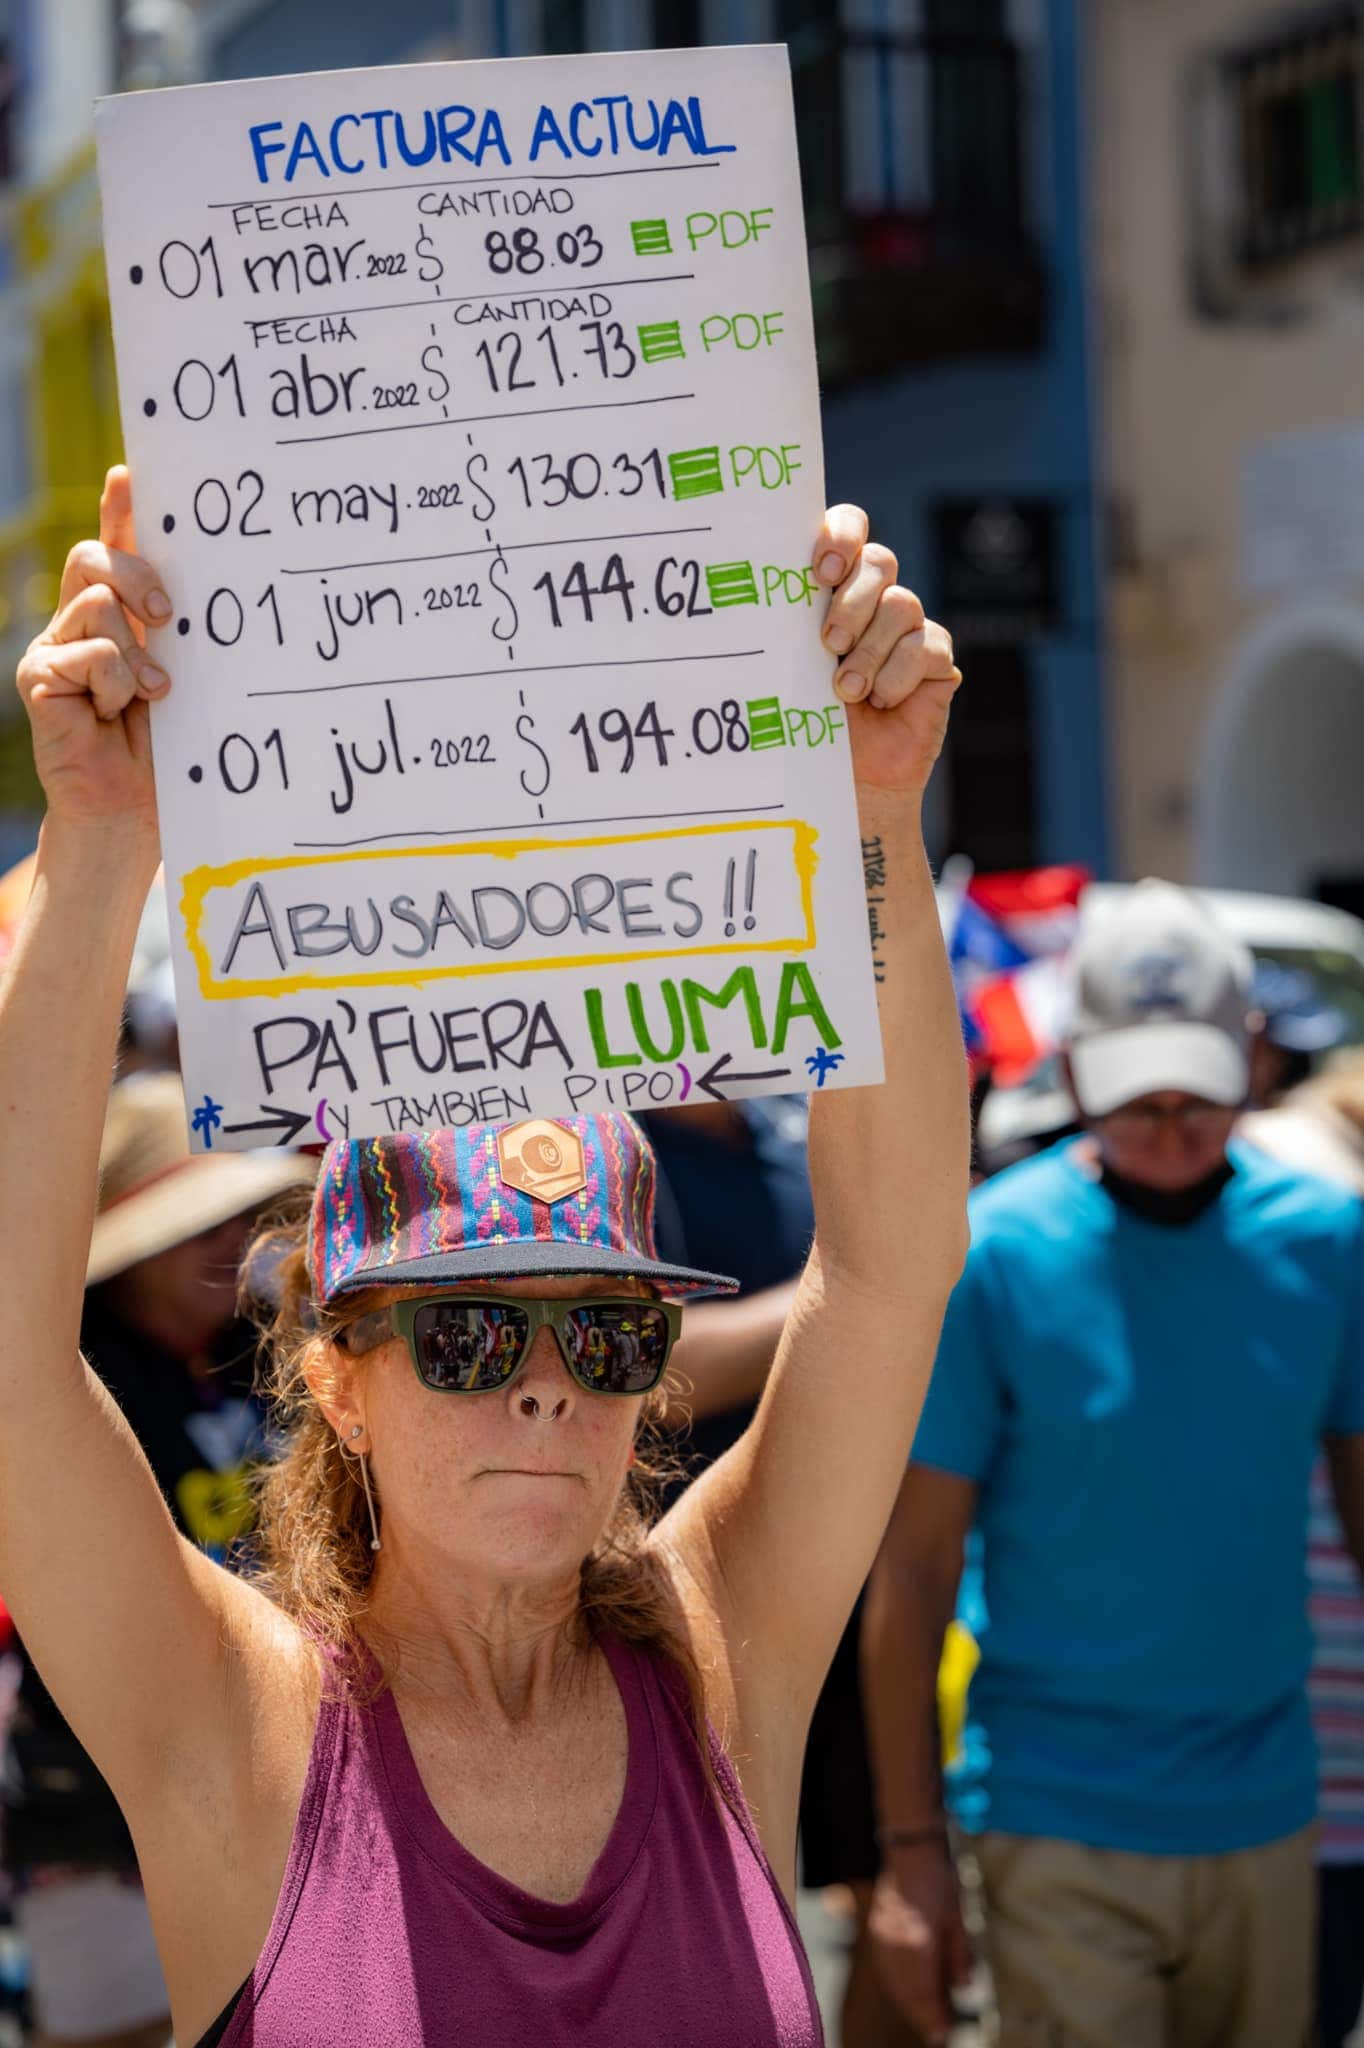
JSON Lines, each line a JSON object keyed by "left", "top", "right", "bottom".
{"left": 181, "top": 818, "right": 819, "bottom": 1001}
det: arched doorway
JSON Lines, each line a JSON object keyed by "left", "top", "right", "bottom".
{"left": 1197, "top": 603, "right": 1364, "bottom": 910}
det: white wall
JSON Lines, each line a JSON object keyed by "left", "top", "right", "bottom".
{"left": 1199, "top": 607, "right": 1364, "bottom": 894}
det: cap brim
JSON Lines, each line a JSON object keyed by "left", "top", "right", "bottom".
{"left": 86, "top": 1154, "right": 312, "bottom": 1287}
{"left": 328, "top": 1239, "right": 738, "bottom": 1303}
{"left": 1069, "top": 1022, "right": 1249, "bottom": 1118}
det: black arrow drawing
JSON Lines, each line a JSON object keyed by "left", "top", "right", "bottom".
{"left": 693, "top": 1052, "right": 792, "bottom": 1103}
{"left": 222, "top": 1104, "right": 313, "bottom": 1145}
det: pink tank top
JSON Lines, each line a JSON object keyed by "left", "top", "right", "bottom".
{"left": 215, "top": 1632, "right": 823, "bottom": 2046}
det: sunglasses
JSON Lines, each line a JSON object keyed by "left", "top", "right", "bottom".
{"left": 336, "top": 1292, "right": 680, "bottom": 1396}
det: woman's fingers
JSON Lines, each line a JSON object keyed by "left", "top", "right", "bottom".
{"left": 812, "top": 503, "right": 870, "bottom": 589}
{"left": 922, "top": 619, "right": 958, "bottom": 680}
{"left": 48, "top": 584, "right": 170, "bottom": 701}
{"left": 15, "top": 480, "right": 166, "bottom": 827}
{"left": 823, "top": 543, "right": 906, "bottom": 660}
{"left": 99, "top": 465, "right": 138, "bottom": 556}
{"left": 839, "top": 618, "right": 958, "bottom": 710}
{"left": 831, "top": 578, "right": 926, "bottom": 697}
{"left": 57, "top": 537, "right": 171, "bottom": 632}
{"left": 23, "top": 638, "right": 147, "bottom": 723}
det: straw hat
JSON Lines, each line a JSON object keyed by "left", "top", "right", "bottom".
{"left": 87, "top": 1073, "right": 313, "bottom": 1287}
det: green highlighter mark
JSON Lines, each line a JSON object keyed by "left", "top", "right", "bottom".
{"left": 637, "top": 320, "right": 686, "bottom": 363}
{"left": 630, "top": 218, "right": 673, "bottom": 256}
{"left": 746, "top": 697, "right": 786, "bottom": 750}
{"left": 705, "top": 561, "right": 760, "bottom": 607}
{"left": 668, "top": 447, "right": 724, "bottom": 500}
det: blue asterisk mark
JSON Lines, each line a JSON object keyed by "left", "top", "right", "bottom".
{"left": 805, "top": 1046, "right": 846, "bottom": 1088}
{"left": 191, "top": 1094, "right": 224, "bottom": 1148}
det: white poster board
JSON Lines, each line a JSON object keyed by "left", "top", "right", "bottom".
{"left": 95, "top": 45, "right": 884, "bottom": 1151}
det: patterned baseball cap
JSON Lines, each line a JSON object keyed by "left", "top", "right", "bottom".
{"left": 309, "top": 1113, "right": 738, "bottom": 1306}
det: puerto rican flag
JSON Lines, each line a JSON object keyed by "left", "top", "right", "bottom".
{"left": 950, "top": 866, "right": 1088, "bottom": 1083}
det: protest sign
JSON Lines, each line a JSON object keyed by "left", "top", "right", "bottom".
{"left": 94, "top": 44, "right": 884, "bottom": 1150}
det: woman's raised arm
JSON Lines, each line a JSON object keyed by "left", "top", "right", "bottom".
{"left": 656, "top": 505, "right": 971, "bottom": 1741}
{"left": 0, "top": 470, "right": 270, "bottom": 1826}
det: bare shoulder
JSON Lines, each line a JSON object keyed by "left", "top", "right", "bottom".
{"left": 223, "top": 1561, "right": 321, "bottom": 1731}
{"left": 647, "top": 1455, "right": 796, "bottom": 1755}
{"left": 645, "top": 1519, "right": 740, "bottom": 1743}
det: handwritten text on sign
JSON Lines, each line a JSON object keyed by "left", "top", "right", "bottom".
{"left": 94, "top": 46, "right": 883, "bottom": 1150}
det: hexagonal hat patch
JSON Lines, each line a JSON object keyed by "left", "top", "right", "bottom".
{"left": 495, "top": 1119, "right": 587, "bottom": 1205}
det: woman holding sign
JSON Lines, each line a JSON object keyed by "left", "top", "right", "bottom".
{"left": 1, "top": 468, "right": 965, "bottom": 2046}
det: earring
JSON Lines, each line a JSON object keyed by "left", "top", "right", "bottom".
{"left": 340, "top": 1424, "right": 383, "bottom": 1553}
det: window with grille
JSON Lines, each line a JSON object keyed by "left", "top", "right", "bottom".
{"left": 778, "top": 0, "right": 1023, "bottom": 245}
{"left": 1233, "top": 7, "right": 1364, "bottom": 266}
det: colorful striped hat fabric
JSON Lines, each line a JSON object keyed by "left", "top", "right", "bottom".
{"left": 309, "top": 1114, "right": 737, "bottom": 1306}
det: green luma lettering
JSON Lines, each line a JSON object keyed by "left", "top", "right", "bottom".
{"left": 583, "top": 963, "right": 841, "bottom": 1068}
{"left": 769, "top": 963, "right": 842, "bottom": 1055}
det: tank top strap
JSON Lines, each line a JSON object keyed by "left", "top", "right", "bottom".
{"left": 645, "top": 1648, "right": 821, "bottom": 2015}
{"left": 703, "top": 1718, "right": 772, "bottom": 1866}
{"left": 227, "top": 1664, "right": 350, "bottom": 2017}
{"left": 609, "top": 1631, "right": 776, "bottom": 1874}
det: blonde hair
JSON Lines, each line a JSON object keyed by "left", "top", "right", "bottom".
{"left": 242, "top": 1197, "right": 714, "bottom": 1756}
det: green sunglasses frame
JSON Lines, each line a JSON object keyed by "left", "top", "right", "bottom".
{"left": 339, "top": 1291, "right": 682, "bottom": 1396}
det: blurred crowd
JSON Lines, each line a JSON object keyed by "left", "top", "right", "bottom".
{"left": 2, "top": 865, "right": 1364, "bottom": 2048}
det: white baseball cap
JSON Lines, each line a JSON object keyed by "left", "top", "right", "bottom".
{"left": 1067, "top": 880, "right": 1254, "bottom": 1117}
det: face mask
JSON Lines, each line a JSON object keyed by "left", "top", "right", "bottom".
{"left": 1099, "top": 1158, "right": 1236, "bottom": 1227}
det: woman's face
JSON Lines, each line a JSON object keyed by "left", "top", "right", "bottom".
{"left": 323, "top": 1276, "right": 652, "bottom": 1595}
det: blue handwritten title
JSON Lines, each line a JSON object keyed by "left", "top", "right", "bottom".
{"left": 248, "top": 95, "right": 736, "bottom": 185}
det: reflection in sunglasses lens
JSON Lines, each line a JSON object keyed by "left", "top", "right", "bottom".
{"left": 565, "top": 1305, "right": 669, "bottom": 1392}
{"left": 413, "top": 1302, "right": 529, "bottom": 1390}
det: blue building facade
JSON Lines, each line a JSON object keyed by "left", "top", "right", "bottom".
{"left": 780, "top": 0, "right": 1108, "bottom": 875}
{"left": 203, "top": 0, "right": 1108, "bottom": 875}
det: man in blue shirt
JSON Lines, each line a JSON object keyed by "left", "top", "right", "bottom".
{"left": 862, "top": 881, "right": 1364, "bottom": 2048}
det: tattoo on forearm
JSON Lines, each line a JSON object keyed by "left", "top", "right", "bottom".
{"left": 862, "top": 835, "right": 887, "bottom": 985}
